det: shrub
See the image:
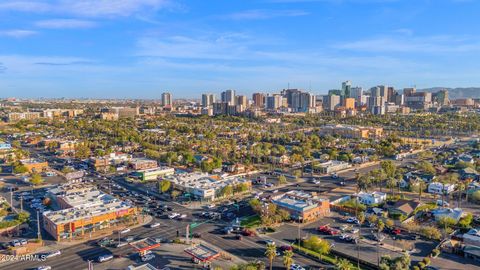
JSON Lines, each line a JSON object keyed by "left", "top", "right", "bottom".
{"left": 423, "top": 257, "right": 430, "bottom": 265}
{"left": 431, "top": 249, "right": 440, "bottom": 257}
{"left": 413, "top": 266, "right": 420, "bottom": 270}
{"left": 418, "top": 262, "right": 425, "bottom": 269}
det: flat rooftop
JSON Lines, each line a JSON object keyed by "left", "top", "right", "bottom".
{"left": 43, "top": 199, "right": 132, "bottom": 225}
{"left": 165, "top": 172, "right": 249, "bottom": 191}
{"left": 20, "top": 158, "right": 46, "bottom": 164}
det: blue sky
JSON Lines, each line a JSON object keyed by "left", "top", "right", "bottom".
{"left": 1, "top": 0, "right": 480, "bottom": 98}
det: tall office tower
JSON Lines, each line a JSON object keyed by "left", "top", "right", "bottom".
{"left": 221, "top": 89, "right": 236, "bottom": 105}
{"left": 161, "top": 92, "right": 172, "bottom": 106}
{"left": 387, "top": 87, "right": 397, "bottom": 103}
{"left": 342, "top": 80, "right": 352, "bottom": 98}
{"left": 328, "top": 89, "right": 342, "bottom": 96}
{"left": 350, "top": 87, "right": 364, "bottom": 105}
{"left": 377, "top": 85, "right": 389, "bottom": 101}
{"left": 266, "top": 94, "right": 283, "bottom": 110}
{"left": 403, "top": 87, "right": 416, "bottom": 96}
{"left": 299, "top": 92, "right": 316, "bottom": 112}
{"left": 370, "top": 86, "right": 381, "bottom": 97}
{"left": 252, "top": 93, "right": 266, "bottom": 108}
{"left": 202, "top": 93, "right": 215, "bottom": 107}
{"left": 324, "top": 94, "right": 341, "bottom": 111}
{"left": 236, "top": 95, "right": 248, "bottom": 107}
{"left": 281, "top": 88, "right": 301, "bottom": 108}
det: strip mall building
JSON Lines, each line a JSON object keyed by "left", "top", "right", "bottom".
{"left": 43, "top": 184, "right": 137, "bottom": 241}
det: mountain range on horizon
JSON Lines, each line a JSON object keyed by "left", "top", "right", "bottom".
{"left": 420, "top": 87, "right": 480, "bottom": 99}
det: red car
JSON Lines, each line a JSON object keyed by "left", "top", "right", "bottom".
{"left": 318, "top": 225, "right": 331, "bottom": 233}
{"left": 242, "top": 229, "right": 255, "bottom": 236}
{"left": 328, "top": 228, "right": 341, "bottom": 235}
{"left": 280, "top": 245, "right": 293, "bottom": 251}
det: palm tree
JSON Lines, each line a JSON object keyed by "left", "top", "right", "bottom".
{"left": 265, "top": 243, "right": 277, "bottom": 270}
{"left": 335, "top": 258, "right": 354, "bottom": 270}
{"left": 282, "top": 250, "right": 294, "bottom": 270}
{"left": 417, "top": 180, "right": 426, "bottom": 203}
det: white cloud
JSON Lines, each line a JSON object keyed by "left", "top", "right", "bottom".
{"left": 223, "top": 9, "right": 309, "bottom": 20}
{"left": 35, "top": 19, "right": 96, "bottom": 29}
{"left": 334, "top": 35, "right": 480, "bottom": 53}
{"left": 0, "top": 30, "right": 37, "bottom": 38}
{"left": 0, "top": 0, "right": 170, "bottom": 18}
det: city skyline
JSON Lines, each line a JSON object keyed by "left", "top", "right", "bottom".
{"left": 1, "top": 0, "right": 480, "bottom": 98}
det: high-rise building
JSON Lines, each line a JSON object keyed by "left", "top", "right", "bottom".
{"left": 344, "top": 98, "right": 355, "bottom": 110}
{"left": 236, "top": 95, "right": 248, "bottom": 107}
{"left": 281, "top": 89, "right": 301, "bottom": 108}
{"left": 221, "top": 90, "right": 236, "bottom": 105}
{"left": 350, "top": 87, "right": 364, "bottom": 105}
{"left": 266, "top": 95, "right": 283, "bottom": 110}
{"left": 161, "top": 92, "right": 172, "bottom": 107}
{"left": 324, "top": 95, "right": 341, "bottom": 111}
{"left": 342, "top": 81, "right": 352, "bottom": 98}
{"left": 202, "top": 94, "right": 215, "bottom": 107}
{"left": 252, "top": 93, "right": 266, "bottom": 108}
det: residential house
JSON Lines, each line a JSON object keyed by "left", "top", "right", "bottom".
{"left": 431, "top": 208, "right": 464, "bottom": 222}
{"left": 428, "top": 182, "right": 456, "bottom": 195}
{"left": 389, "top": 199, "right": 421, "bottom": 217}
{"left": 355, "top": 191, "right": 387, "bottom": 206}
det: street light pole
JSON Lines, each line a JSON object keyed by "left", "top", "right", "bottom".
{"left": 37, "top": 210, "right": 42, "bottom": 241}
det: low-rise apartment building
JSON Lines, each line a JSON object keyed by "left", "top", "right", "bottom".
{"left": 313, "top": 160, "right": 351, "bottom": 174}
{"left": 129, "top": 158, "right": 158, "bottom": 171}
{"left": 318, "top": 124, "right": 383, "bottom": 139}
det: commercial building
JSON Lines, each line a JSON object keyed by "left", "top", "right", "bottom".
{"left": 112, "top": 107, "right": 139, "bottom": 118}
{"left": 266, "top": 95, "right": 283, "bottom": 110}
{"left": 318, "top": 124, "right": 383, "bottom": 139}
{"left": 344, "top": 98, "right": 355, "bottom": 110}
{"left": 20, "top": 158, "right": 48, "bottom": 173}
{"left": 129, "top": 158, "right": 158, "bottom": 170}
{"left": 312, "top": 160, "right": 351, "bottom": 174}
{"left": 164, "top": 172, "right": 251, "bottom": 201}
{"left": 43, "top": 184, "right": 137, "bottom": 241}
{"left": 135, "top": 166, "right": 175, "bottom": 181}
{"left": 271, "top": 190, "right": 330, "bottom": 222}
{"left": 324, "top": 95, "right": 341, "bottom": 111}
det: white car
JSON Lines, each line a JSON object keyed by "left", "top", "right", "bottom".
{"left": 178, "top": 214, "right": 187, "bottom": 219}
{"left": 45, "top": 250, "right": 61, "bottom": 258}
{"left": 312, "top": 180, "right": 320, "bottom": 185}
{"left": 97, "top": 254, "right": 113, "bottom": 262}
{"left": 290, "top": 264, "right": 305, "bottom": 270}
{"left": 168, "top": 213, "right": 180, "bottom": 219}
{"left": 120, "top": 228, "right": 131, "bottom": 234}
{"left": 35, "top": 266, "right": 52, "bottom": 270}
{"left": 149, "top": 222, "right": 160, "bottom": 228}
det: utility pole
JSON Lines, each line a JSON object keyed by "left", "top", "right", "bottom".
{"left": 20, "top": 196, "right": 23, "bottom": 212}
{"left": 10, "top": 190, "right": 14, "bottom": 212}
{"left": 37, "top": 210, "right": 42, "bottom": 241}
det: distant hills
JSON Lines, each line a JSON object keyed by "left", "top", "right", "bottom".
{"left": 420, "top": 87, "right": 480, "bottom": 99}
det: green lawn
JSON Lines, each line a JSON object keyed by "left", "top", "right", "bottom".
{"left": 240, "top": 215, "right": 262, "bottom": 228}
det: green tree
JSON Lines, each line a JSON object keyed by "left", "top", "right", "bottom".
{"left": 30, "top": 173, "right": 44, "bottom": 186}
{"left": 335, "top": 258, "right": 354, "bottom": 270}
{"left": 265, "top": 243, "right": 277, "bottom": 270}
{"left": 303, "top": 236, "right": 330, "bottom": 260}
{"left": 13, "top": 164, "right": 28, "bottom": 174}
{"left": 159, "top": 180, "right": 171, "bottom": 193}
{"left": 219, "top": 185, "right": 234, "bottom": 197}
{"left": 171, "top": 190, "right": 180, "bottom": 200}
{"left": 282, "top": 250, "right": 294, "bottom": 270}
{"left": 278, "top": 175, "right": 287, "bottom": 185}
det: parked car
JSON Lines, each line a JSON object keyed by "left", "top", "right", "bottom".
{"left": 141, "top": 254, "right": 155, "bottom": 262}
{"left": 280, "top": 245, "right": 293, "bottom": 251}
{"left": 35, "top": 266, "right": 52, "bottom": 270}
{"left": 290, "top": 264, "right": 306, "bottom": 270}
{"left": 149, "top": 222, "right": 161, "bottom": 228}
{"left": 97, "top": 254, "right": 114, "bottom": 263}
